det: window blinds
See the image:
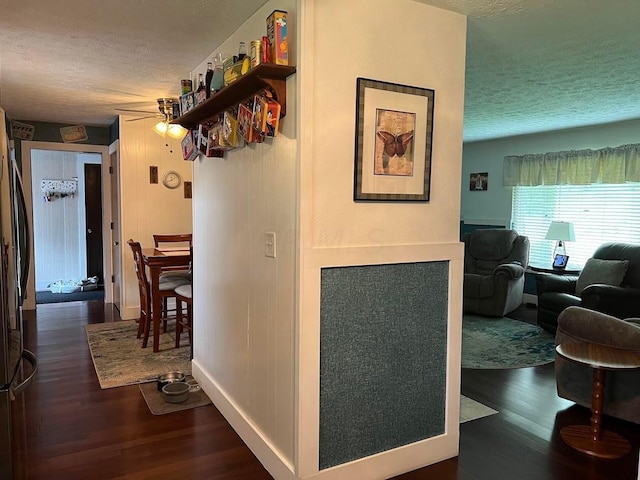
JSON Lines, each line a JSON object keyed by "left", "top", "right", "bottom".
{"left": 511, "top": 183, "right": 640, "bottom": 268}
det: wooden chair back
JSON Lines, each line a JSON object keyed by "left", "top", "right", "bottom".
{"left": 153, "top": 233, "right": 193, "bottom": 249}
{"left": 127, "top": 239, "right": 151, "bottom": 338}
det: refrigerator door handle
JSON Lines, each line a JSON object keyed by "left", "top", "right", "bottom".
{"left": 7, "top": 350, "right": 38, "bottom": 400}
{"left": 12, "top": 158, "right": 31, "bottom": 300}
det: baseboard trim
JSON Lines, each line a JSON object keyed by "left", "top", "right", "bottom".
{"left": 192, "top": 361, "right": 296, "bottom": 480}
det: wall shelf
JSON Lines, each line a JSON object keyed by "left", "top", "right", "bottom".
{"left": 172, "top": 64, "right": 296, "bottom": 130}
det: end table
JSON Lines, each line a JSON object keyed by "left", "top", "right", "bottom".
{"left": 555, "top": 343, "right": 640, "bottom": 459}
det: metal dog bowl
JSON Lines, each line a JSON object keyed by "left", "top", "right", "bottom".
{"left": 162, "top": 381, "right": 190, "bottom": 403}
{"left": 157, "top": 371, "right": 186, "bottom": 392}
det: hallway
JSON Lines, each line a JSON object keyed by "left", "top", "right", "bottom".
{"left": 13, "top": 301, "right": 272, "bottom": 479}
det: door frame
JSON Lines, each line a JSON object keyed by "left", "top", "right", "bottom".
{"left": 20, "top": 141, "right": 112, "bottom": 310}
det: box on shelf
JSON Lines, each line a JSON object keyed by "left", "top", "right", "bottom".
{"left": 197, "top": 123, "right": 210, "bottom": 154}
{"left": 253, "top": 95, "right": 281, "bottom": 137}
{"left": 181, "top": 130, "right": 199, "bottom": 161}
{"left": 267, "top": 10, "right": 288, "bottom": 65}
{"left": 252, "top": 94, "right": 266, "bottom": 137}
{"left": 221, "top": 111, "right": 240, "bottom": 148}
{"left": 195, "top": 90, "right": 207, "bottom": 106}
{"left": 180, "top": 93, "right": 195, "bottom": 115}
{"left": 237, "top": 103, "right": 254, "bottom": 143}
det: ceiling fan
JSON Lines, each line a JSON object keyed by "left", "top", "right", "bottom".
{"left": 116, "top": 98, "right": 187, "bottom": 139}
{"left": 116, "top": 97, "right": 177, "bottom": 122}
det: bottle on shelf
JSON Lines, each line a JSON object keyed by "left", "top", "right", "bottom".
{"left": 211, "top": 53, "right": 225, "bottom": 94}
{"left": 205, "top": 62, "right": 213, "bottom": 98}
{"left": 237, "top": 42, "right": 247, "bottom": 60}
{"left": 196, "top": 73, "right": 206, "bottom": 92}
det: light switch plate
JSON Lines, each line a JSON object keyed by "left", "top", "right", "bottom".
{"left": 265, "top": 232, "right": 276, "bottom": 258}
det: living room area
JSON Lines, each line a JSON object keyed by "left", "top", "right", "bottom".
{"left": 458, "top": 114, "right": 640, "bottom": 480}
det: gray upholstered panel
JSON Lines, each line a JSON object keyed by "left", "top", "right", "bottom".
{"left": 319, "top": 262, "right": 449, "bottom": 470}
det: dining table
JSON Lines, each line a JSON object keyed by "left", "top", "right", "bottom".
{"left": 141, "top": 247, "right": 191, "bottom": 352}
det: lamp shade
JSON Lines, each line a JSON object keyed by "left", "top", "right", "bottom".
{"left": 152, "top": 121, "right": 168, "bottom": 136}
{"left": 545, "top": 221, "right": 575, "bottom": 241}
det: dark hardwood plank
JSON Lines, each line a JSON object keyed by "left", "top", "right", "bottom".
{"left": 12, "top": 301, "right": 640, "bottom": 479}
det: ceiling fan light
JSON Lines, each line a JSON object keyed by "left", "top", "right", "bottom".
{"left": 167, "top": 124, "right": 187, "bottom": 139}
{"left": 152, "top": 121, "right": 168, "bottom": 136}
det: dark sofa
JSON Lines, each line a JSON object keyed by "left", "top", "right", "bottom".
{"left": 537, "top": 242, "right": 640, "bottom": 332}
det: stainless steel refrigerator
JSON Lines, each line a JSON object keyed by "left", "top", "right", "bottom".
{"left": 0, "top": 108, "right": 38, "bottom": 477}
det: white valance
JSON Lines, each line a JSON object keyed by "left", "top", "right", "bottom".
{"left": 503, "top": 143, "right": 640, "bottom": 186}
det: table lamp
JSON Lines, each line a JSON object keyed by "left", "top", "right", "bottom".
{"left": 545, "top": 221, "right": 575, "bottom": 260}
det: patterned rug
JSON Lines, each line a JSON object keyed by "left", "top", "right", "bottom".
{"left": 462, "top": 314, "right": 556, "bottom": 369}
{"left": 85, "top": 320, "right": 191, "bottom": 389}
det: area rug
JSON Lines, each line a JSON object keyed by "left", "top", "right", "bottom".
{"left": 37, "top": 288, "right": 105, "bottom": 304}
{"left": 85, "top": 320, "right": 191, "bottom": 389}
{"left": 460, "top": 395, "right": 498, "bottom": 423}
{"left": 462, "top": 314, "right": 556, "bottom": 369}
{"left": 139, "top": 380, "right": 212, "bottom": 415}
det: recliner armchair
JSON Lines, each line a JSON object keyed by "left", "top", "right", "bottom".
{"left": 537, "top": 242, "right": 640, "bottom": 332}
{"left": 463, "top": 229, "right": 530, "bottom": 317}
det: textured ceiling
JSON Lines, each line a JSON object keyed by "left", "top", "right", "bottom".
{"left": 0, "top": 0, "right": 269, "bottom": 126}
{"left": 1, "top": 0, "right": 639, "bottom": 141}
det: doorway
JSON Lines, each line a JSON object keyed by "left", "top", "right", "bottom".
{"left": 20, "top": 141, "right": 112, "bottom": 309}
{"left": 30, "top": 150, "right": 104, "bottom": 304}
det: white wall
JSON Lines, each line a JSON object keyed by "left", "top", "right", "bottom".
{"left": 191, "top": 0, "right": 298, "bottom": 468}
{"left": 296, "top": 1, "right": 465, "bottom": 478}
{"left": 31, "top": 150, "right": 81, "bottom": 290}
{"left": 192, "top": 1, "right": 466, "bottom": 479}
{"left": 118, "top": 116, "right": 193, "bottom": 319}
{"left": 461, "top": 118, "right": 640, "bottom": 227}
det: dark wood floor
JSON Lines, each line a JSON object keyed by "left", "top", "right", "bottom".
{"left": 11, "top": 302, "right": 640, "bottom": 479}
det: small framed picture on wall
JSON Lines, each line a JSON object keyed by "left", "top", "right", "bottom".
{"left": 470, "top": 172, "right": 488, "bottom": 191}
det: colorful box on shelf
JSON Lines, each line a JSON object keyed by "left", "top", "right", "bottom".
{"left": 267, "top": 10, "right": 288, "bottom": 65}
{"left": 195, "top": 90, "right": 207, "bottom": 106}
{"left": 221, "top": 111, "right": 240, "bottom": 148}
{"left": 237, "top": 103, "right": 254, "bottom": 143}
{"left": 181, "top": 130, "right": 199, "bottom": 161}
{"left": 180, "top": 93, "right": 195, "bottom": 116}
{"left": 252, "top": 95, "right": 281, "bottom": 137}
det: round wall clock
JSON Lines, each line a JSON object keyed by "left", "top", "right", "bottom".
{"left": 162, "top": 171, "right": 182, "bottom": 189}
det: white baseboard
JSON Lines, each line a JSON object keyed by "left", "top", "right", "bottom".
{"left": 192, "top": 360, "right": 296, "bottom": 480}
{"left": 192, "top": 359, "right": 459, "bottom": 480}
{"left": 119, "top": 305, "right": 141, "bottom": 321}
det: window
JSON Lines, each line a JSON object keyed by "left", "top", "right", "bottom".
{"left": 511, "top": 183, "right": 640, "bottom": 268}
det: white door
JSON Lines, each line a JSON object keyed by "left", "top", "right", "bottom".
{"left": 109, "top": 142, "right": 122, "bottom": 312}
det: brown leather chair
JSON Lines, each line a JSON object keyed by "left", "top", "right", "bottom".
{"left": 127, "top": 239, "right": 190, "bottom": 348}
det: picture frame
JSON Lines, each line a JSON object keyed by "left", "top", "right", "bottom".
{"left": 354, "top": 78, "right": 435, "bottom": 202}
{"left": 469, "top": 172, "right": 488, "bottom": 191}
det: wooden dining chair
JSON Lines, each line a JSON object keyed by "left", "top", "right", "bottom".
{"left": 127, "top": 239, "right": 190, "bottom": 348}
{"left": 153, "top": 233, "right": 192, "bottom": 250}
{"left": 153, "top": 233, "right": 192, "bottom": 314}
{"left": 174, "top": 284, "right": 192, "bottom": 349}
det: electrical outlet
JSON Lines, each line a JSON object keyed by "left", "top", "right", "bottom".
{"left": 265, "top": 232, "right": 276, "bottom": 258}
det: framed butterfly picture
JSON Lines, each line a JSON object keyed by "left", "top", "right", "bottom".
{"left": 354, "top": 78, "right": 435, "bottom": 201}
